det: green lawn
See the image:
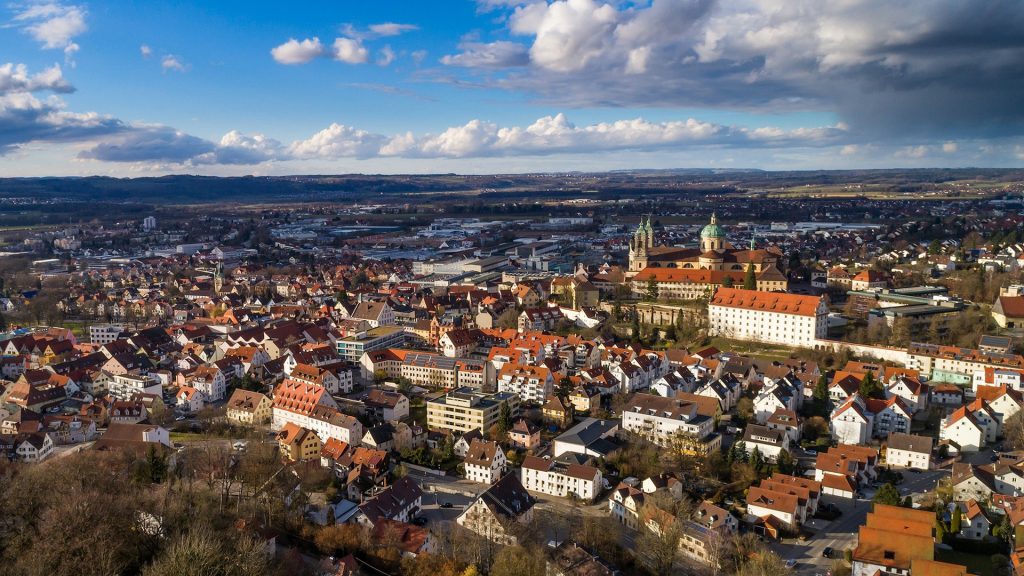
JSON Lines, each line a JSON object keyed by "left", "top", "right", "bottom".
{"left": 935, "top": 548, "right": 994, "bottom": 576}
{"left": 706, "top": 337, "right": 797, "bottom": 360}
{"left": 169, "top": 432, "right": 207, "bottom": 443}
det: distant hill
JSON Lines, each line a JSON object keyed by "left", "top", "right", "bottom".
{"left": 1, "top": 168, "right": 1021, "bottom": 204}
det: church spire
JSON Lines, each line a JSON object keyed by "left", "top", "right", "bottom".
{"left": 750, "top": 234, "right": 756, "bottom": 251}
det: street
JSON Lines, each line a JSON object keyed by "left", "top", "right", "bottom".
{"left": 769, "top": 466, "right": 949, "bottom": 575}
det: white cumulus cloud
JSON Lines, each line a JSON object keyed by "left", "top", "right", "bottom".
{"left": 270, "top": 37, "right": 325, "bottom": 64}
{"left": 332, "top": 37, "right": 369, "bottom": 64}
{"left": 287, "top": 123, "right": 386, "bottom": 159}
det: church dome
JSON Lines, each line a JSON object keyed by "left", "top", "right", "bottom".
{"left": 700, "top": 213, "right": 726, "bottom": 239}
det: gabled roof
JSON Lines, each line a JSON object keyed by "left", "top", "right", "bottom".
{"left": 710, "top": 287, "right": 823, "bottom": 317}
{"left": 886, "top": 432, "right": 932, "bottom": 455}
{"left": 473, "top": 473, "right": 535, "bottom": 521}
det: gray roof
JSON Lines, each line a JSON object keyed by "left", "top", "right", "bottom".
{"left": 886, "top": 432, "right": 933, "bottom": 455}
{"left": 555, "top": 418, "right": 618, "bottom": 448}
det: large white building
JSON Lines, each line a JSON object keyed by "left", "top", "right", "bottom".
{"left": 271, "top": 379, "right": 363, "bottom": 445}
{"left": 89, "top": 324, "right": 124, "bottom": 345}
{"left": 620, "top": 393, "right": 720, "bottom": 455}
{"left": 426, "top": 388, "right": 520, "bottom": 434}
{"left": 908, "top": 342, "right": 1024, "bottom": 386}
{"left": 497, "top": 364, "right": 554, "bottom": 403}
{"left": 708, "top": 288, "right": 828, "bottom": 348}
{"left": 520, "top": 455, "right": 602, "bottom": 501}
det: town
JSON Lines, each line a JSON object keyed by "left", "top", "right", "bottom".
{"left": 3, "top": 175, "right": 1024, "bottom": 576}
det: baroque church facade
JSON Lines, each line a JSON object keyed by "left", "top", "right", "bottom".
{"left": 627, "top": 215, "right": 788, "bottom": 299}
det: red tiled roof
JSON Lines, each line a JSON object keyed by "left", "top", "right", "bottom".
{"left": 710, "top": 288, "right": 823, "bottom": 317}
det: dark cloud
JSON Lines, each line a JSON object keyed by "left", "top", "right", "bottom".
{"left": 451, "top": 0, "right": 1024, "bottom": 142}
{"left": 78, "top": 128, "right": 215, "bottom": 162}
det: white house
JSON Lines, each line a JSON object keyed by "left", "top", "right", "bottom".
{"left": 463, "top": 438, "right": 506, "bottom": 485}
{"left": 186, "top": 365, "right": 227, "bottom": 402}
{"left": 620, "top": 394, "right": 718, "bottom": 453}
{"left": 940, "top": 405, "right": 989, "bottom": 453}
{"left": 15, "top": 433, "right": 54, "bottom": 462}
{"left": 743, "top": 424, "right": 790, "bottom": 462}
{"left": 175, "top": 385, "right": 205, "bottom": 413}
{"left": 351, "top": 301, "right": 395, "bottom": 328}
{"left": 520, "top": 455, "right": 602, "bottom": 501}
{"left": 886, "top": 376, "right": 929, "bottom": 414}
{"left": 885, "top": 432, "right": 932, "bottom": 471}
{"left": 958, "top": 499, "right": 992, "bottom": 541}
{"left": 272, "top": 379, "right": 362, "bottom": 445}
{"left": 753, "top": 380, "right": 800, "bottom": 424}
{"left": 831, "top": 396, "right": 873, "bottom": 445}
{"left": 745, "top": 486, "right": 800, "bottom": 530}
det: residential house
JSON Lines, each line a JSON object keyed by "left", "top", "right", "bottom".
{"left": 957, "top": 499, "right": 992, "bottom": 540}
{"left": 743, "top": 424, "right": 790, "bottom": 462}
{"left": 520, "top": 455, "right": 602, "bottom": 501}
{"left": 941, "top": 399, "right": 999, "bottom": 452}
{"left": 226, "top": 389, "right": 272, "bottom": 425}
{"left": 852, "top": 505, "right": 939, "bottom": 576}
{"left": 176, "top": 385, "right": 204, "bottom": 414}
{"left": 278, "top": 423, "right": 322, "bottom": 461}
{"left": 355, "top": 476, "right": 423, "bottom": 528}
{"left": 609, "top": 482, "right": 644, "bottom": 530}
{"left": 498, "top": 364, "right": 555, "bottom": 404}
{"left": 456, "top": 473, "right": 536, "bottom": 545}
{"left": 552, "top": 418, "right": 620, "bottom": 459}
{"left": 620, "top": 393, "right": 720, "bottom": 455}
{"left": 351, "top": 301, "right": 395, "bottom": 328}
{"left": 885, "top": 432, "right": 933, "bottom": 471}
{"left": 508, "top": 418, "right": 541, "bottom": 450}
{"left": 464, "top": 438, "right": 507, "bottom": 484}
{"left": 542, "top": 394, "right": 574, "bottom": 427}
{"left": 365, "top": 389, "right": 410, "bottom": 422}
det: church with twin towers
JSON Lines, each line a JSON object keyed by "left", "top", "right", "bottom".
{"left": 627, "top": 214, "right": 788, "bottom": 298}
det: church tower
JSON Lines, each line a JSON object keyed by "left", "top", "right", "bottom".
{"left": 629, "top": 217, "right": 654, "bottom": 272}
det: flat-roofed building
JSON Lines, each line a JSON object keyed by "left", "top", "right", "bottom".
{"left": 426, "top": 387, "right": 520, "bottom": 434}
{"left": 336, "top": 326, "right": 405, "bottom": 362}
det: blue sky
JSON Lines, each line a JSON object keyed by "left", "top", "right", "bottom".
{"left": 2, "top": 0, "right": 1023, "bottom": 176}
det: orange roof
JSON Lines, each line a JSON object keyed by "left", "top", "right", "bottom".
{"left": 998, "top": 295, "right": 1024, "bottom": 318}
{"left": 710, "top": 287, "right": 823, "bottom": 317}
{"left": 854, "top": 526, "right": 933, "bottom": 570}
{"left": 975, "top": 384, "right": 1016, "bottom": 402}
{"left": 633, "top": 267, "right": 744, "bottom": 284}
{"left": 746, "top": 486, "right": 798, "bottom": 513}
{"left": 320, "top": 437, "right": 349, "bottom": 460}
{"left": 820, "top": 473, "right": 855, "bottom": 493}
{"left": 884, "top": 366, "right": 921, "bottom": 382}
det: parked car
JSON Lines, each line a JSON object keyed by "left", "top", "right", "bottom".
{"left": 412, "top": 517, "right": 428, "bottom": 526}
{"left": 440, "top": 502, "right": 453, "bottom": 509}
{"left": 823, "top": 547, "right": 834, "bottom": 558}
{"left": 785, "top": 559, "right": 797, "bottom": 569}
